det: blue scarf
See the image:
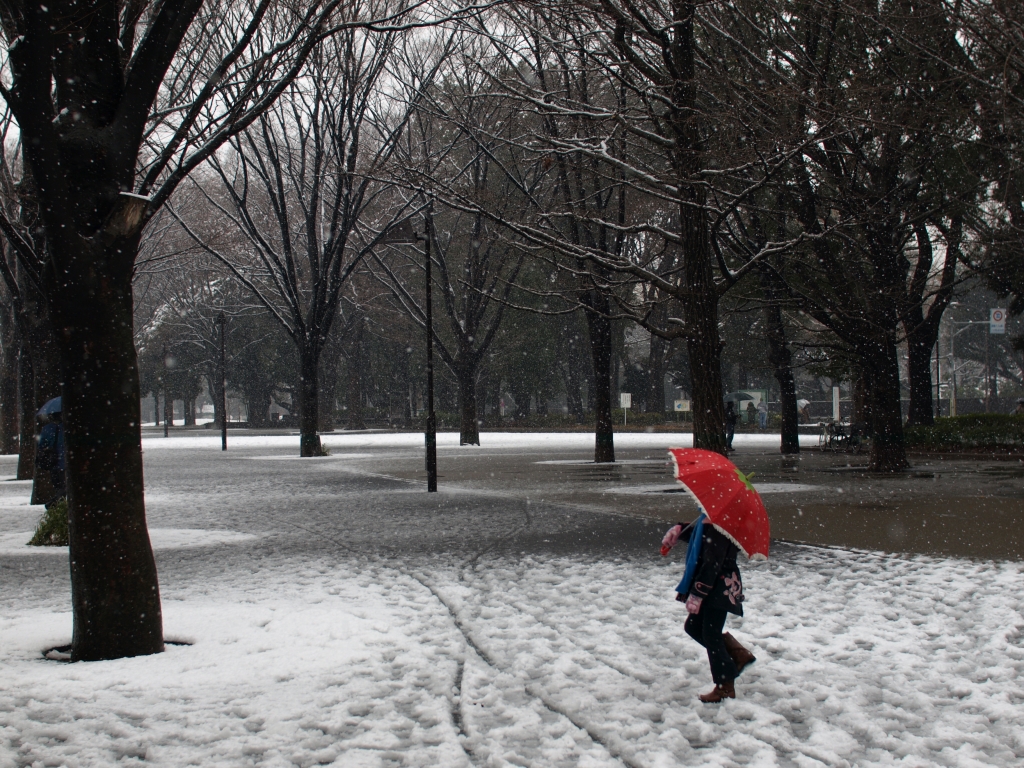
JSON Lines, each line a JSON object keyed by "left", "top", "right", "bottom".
{"left": 675, "top": 513, "right": 705, "bottom": 597}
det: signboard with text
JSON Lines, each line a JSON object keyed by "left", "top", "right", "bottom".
{"left": 620, "top": 393, "right": 632, "bottom": 409}
{"left": 674, "top": 400, "right": 691, "bottom": 412}
{"left": 990, "top": 308, "right": 1007, "bottom": 335}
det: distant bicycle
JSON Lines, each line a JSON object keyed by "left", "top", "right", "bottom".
{"left": 818, "top": 420, "right": 866, "bottom": 453}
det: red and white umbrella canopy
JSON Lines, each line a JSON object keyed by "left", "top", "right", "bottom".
{"left": 668, "top": 448, "right": 770, "bottom": 561}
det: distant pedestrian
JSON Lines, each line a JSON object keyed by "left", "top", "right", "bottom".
{"left": 797, "top": 398, "right": 811, "bottom": 423}
{"left": 35, "top": 402, "right": 65, "bottom": 506}
{"left": 745, "top": 401, "right": 757, "bottom": 426}
{"left": 662, "top": 515, "right": 756, "bottom": 703}
{"left": 757, "top": 400, "right": 768, "bottom": 430}
{"left": 1014, "top": 398, "right": 1024, "bottom": 416}
{"left": 724, "top": 402, "right": 737, "bottom": 450}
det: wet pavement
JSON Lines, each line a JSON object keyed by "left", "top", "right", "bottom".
{"left": 369, "top": 433, "right": 1024, "bottom": 561}
{"left": 4, "top": 429, "right": 1023, "bottom": 561}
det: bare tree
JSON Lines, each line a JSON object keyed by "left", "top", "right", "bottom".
{"left": 371, "top": 35, "right": 531, "bottom": 445}
{"left": 175, "top": 11, "right": 437, "bottom": 455}
{"left": 456, "top": 3, "right": 808, "bottom": 454}
{"left": 0, "top": 0, "right": 354, "bottom": 661}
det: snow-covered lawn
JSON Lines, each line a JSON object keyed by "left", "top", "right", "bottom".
{"left": 1, "top": 434, "right": 1022, "bottom": 767}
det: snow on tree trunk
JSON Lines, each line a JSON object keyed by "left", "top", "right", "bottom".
{"left": 458, "top": 369, "right": 480, "bottom": 446}
{"left": 299, "top": 350, "right": 323, "bottom": 457}
{"left": 584, "top": 299, "right": 615, "bottom": 463}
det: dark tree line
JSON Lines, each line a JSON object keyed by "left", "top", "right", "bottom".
{"left": 1, "top": 0, "right": 1023, "bottom": 663}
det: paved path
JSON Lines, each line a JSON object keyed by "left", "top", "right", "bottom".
{"left": 4, "top": 429, "right": 1022, "bottom": 563}
{"left": 299, "top": 430, "right": 1023, "bottom": 561}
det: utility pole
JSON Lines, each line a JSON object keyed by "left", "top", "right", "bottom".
{"left": 424, "top": 209, "right": 437, "bottom": 493}
{"left": 216, "top": 312, "right": 227, "bottom": 451}
{"left": 381, "top": 214, "right": 437, "bottom": 492}
{"left": 162, "top": 344, "right": 169, "bottom": 438}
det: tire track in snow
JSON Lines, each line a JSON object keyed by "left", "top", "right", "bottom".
{"left": 307, "top": 462, "right": 646, "bottom": 765}
{"left": 414, "top": 574, "right": 645, "bottom": 768}
{"left": 256, "top": 512, "right": 479, "bottom": 767}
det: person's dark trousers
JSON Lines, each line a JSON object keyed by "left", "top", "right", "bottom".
{"left": 685, "top": 603, "right": 739, "bottom": 685}
{"left": 725, "top": 425, "right": 735, "bottom": 449}
{"left": 48, "top": 469, "right": 66, "bottom": 506}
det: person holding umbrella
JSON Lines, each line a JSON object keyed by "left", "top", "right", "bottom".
{"left": 35, "top": 397, "right": 65, "bottom": 505}
{"left": 661, "top": 448, "right": 768, "bottom": 703}
{"left": 724, "top": 402, "right": 737, "bottom": 451}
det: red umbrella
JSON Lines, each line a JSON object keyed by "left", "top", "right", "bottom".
{"left": 668, "top": 448, "right": 770, "bottom": 561}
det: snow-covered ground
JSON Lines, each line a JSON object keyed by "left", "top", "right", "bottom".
{"left": 1, "top": 433, "right": 1022, "bottom": 767}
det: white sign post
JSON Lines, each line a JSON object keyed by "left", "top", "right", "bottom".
{"left": 832, "top": 386, "right": 841, "bottom": 422}
{"left": 673, "top": 400, "right": 691, "bottom": 412}
{"left": 990, "top": 308, "right": 1007, "bottom": 335}
{"left": 620, "top": 392, "right": 632, "bottom": 425}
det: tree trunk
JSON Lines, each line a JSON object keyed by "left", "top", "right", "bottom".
{"left": 298, "top": 347, "right": 323, "bottom": 456}
{"left": 671, "top": 1, "right": 725, "bottom": 454}
{"left": 184, "top": 398, "right": 196, "bottom": 426}
{"left": 457, "top": 364, "right": 480, "bottom": 445}
{"left": 0, "top": 334, "right": 19, "bottom": 455}
{"left": 761, "top": 272, "right": 800, "bottom": 454}
{"left": 686, "top": 309, "right": 726, "bottom": 453}
{"left": 904, "top": 308, "right": 935, "bottom": 427}
{"left": 862, "top": 335, "right": 909, "bottom": 472}
{"left": 645, "top": 333, "right": 669, "bottom": 416}
{"left": 905, "top": 331, "right": 934, "bottom": 427}
{"left": 52, "top": 243, "right": 163, "bottom": 662}
{"left": 16, "top": 339, "right": 34, "bottom": 480}
{"left": 583, "top": 294, "right": 615, "bottom": 463}
{"left": 164, "top": 392, "right": 173, "bottom": 427}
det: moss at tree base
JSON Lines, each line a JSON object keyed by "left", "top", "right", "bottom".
{"left": 29, "top": 497, "right": 69, "bottom": 546}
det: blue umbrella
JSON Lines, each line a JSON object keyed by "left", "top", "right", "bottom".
{"left": 38, "top": 396, "right": 62, "bottom": 417}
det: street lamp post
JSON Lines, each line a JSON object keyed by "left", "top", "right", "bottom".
{"left": 423, "top": 213, "right": 437, "bottom": 492}
{"left": 162, "top": 344, "right": 169, "bottom": 438}
{"left": 382, "top": 214, "right": 437, "bottom": 492}
{"left": 216, "top": 312, "right": 227, "bottom": 451}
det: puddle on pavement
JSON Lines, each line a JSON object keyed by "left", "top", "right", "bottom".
{"left": 770, "top": 496, "right": 1024, "bottom": 559}
{"left": 976, "top": 465, "right": 1024, "bottom": 478}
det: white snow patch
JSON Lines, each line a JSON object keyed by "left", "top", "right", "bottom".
{"left": 3, "top": 433, "right": 1022, "bottom": 767}
{"left": 0, "top": 528, "right": 256, "bottom": 556}
{"left": 141, "top": 431, "right": 820, "bottom": 453}
{"left": 3, "top": 548, "right": 1021, "bottom": 766}
{"left": 248, "top": 453, "right": 375, "bottom": 461}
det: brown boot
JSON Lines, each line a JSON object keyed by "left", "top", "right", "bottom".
{"left": 699, "top": 681, "right": 736, "bottom": 703}
{"left": 723, "top": 632, "right": 756, "bottom": 676}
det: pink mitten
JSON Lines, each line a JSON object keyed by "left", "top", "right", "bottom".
{"left": 661, "top": 524, "right": 683, "bottom": 556}
{"left": 685, "top": 595, "right": 703, "bottom": 614}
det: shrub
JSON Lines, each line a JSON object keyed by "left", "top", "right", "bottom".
{"left": 904, "top": 414, "right": 1024, "bottom": 449}
{"left": 29, "top": 497, "right": 69, "bottom": 546}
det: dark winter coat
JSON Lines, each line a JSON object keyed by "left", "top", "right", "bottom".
{"left": 36, "top": 422, "right": 64, "bottom": 473}
{"left": 675, "top": 520, "right": 744, "bottom": 616}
